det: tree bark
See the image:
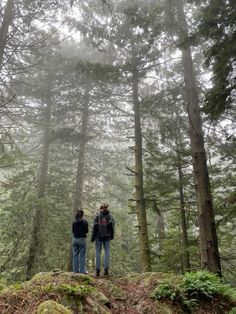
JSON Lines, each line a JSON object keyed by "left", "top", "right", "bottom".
{"left": 157, "top": 213, "right": 165, "bottom": 252}
{"left": 68, "top": 89, "right": 90, "bottom": 271}
{"left": 25, "top": 76, "right": 52, "bottom": 279}
{"left": 174, "top": 0, "right": 222, "bottom": 275}
{"left": 131, "top": 46, "right": 152, "bottom": 272}
{"left": 175, "top": 125, "right": 190, "bottom": 272}
{"left": 0, "top": 0, "right": 14, "bottom": 67}
{"left": 73, "top": 90, "right": 90, "bottom": 212}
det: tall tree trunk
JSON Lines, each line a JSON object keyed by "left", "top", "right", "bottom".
{"left": 68, "top": 90, "right": 90, "bottom": 271}
{"left": 73, "top": 90, "right": 90, "bottom": 212}
{"left": 0, "top": 0, "right": 14, "bottom": 67}
{"left": 175, "top": 126, "right": 190, "bottom": 272}
{"left": 25, "top": 77, "right": 52, "bottom": 279}
{"left": 174, "top": 0, "right": 221, "bottom": 275}
{"left": 131, "top": 48, "right": 152, "bottom": 272}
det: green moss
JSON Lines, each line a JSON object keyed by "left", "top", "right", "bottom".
{"left": 65, "top": 273, "right": 95, "bottom": 286}
{"left": 0, "top": 278, "right": 7, "bottom": 292}
{"left": 40, "top": 279, "right": 96, "bottom": 313}
{"left": 37, "top": 300, "right": 73, "bottom": 314}
{"left": 100, "top": 281, "right": 126, "bottom": 300}
{"left": 0, "top": 281, "right": 26, "bottom": 296}
{"left": 11, "top": 282, "right": 23, "bottom": 290}
{"left": 91, "top": 289, "right": 110, "bottom": 305}
{"left": 30, "top": 272, "right": 55, "bottom": 285}
{"left": 22, "top": 272, "right": 97, "bottom": 313}
{"left": 123, "top": 272, "right": 143, "bottom": 282}
{"left": 86, "top": 296, "right": 111, "bottom": 314}
{"left": 43, "top": 283, "right": 94, "bottom": 297}
{"left": 0, "top": 284, "right": 5, "bottom": 292}
{"left": 30, "top": 272, "right": 95, "bottom": 287}
{"left": 60, "top": 295, "right": 84, "bottom": 313}
{"left": 2, "top": 271, "right": 234, "bottom": 314}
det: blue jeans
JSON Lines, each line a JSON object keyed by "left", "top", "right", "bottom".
{"left": 72, "top": 237, "right": 86, "bottom": 273}
{"left": 95, "top": 239, "right": 110, "bottom": 270}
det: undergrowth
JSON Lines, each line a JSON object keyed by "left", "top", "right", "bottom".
{"left": 152, "top": 271, "right": 236, "bottom": 313}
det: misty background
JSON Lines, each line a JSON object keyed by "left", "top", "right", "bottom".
{"left": 0, "top": 0, "right": 235, "bottom": 283}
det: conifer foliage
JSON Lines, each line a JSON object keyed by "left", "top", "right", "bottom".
{"left": 0, "top": 0, "right": 235, "bottom": 283}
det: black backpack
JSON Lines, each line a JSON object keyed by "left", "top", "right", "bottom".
{"left": 98, "top": 213, "right": 112, "bottom": 238}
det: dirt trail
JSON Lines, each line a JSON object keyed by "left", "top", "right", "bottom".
{"left": 112, "top": 281, "right": 158, "bottom": 314}
{"left": 95, "top": 275, "right": 161, "bottom": 314}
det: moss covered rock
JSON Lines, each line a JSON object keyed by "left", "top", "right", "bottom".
{"left": 97, "top": 280, "right": 126, "bottom": 300}
{"left": 37, "top": 300, "right": 73, "bottom": 313}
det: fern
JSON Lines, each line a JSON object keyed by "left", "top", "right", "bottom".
{"left": 152, "top": 271, "right": 236, "bottom": 312}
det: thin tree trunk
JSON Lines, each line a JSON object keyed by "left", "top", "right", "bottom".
{"left": 178, "top": 224, "right": 184, "bottom": 274}
{"left": 68, "top": 90, "right": 90, "bottom": 271}
{"left": 0, "top": 0, "right": 14, "bottom": 67}
{"left": 131, "top": 47, "right": 152, "bottom": 272}
{"left": 174, "top": 0, "right": 221, "bottom": 275}
{"left": 157, "top": 213, "right": 165, "bottom": 252}
{"left": 175, "top": 127, "right": 191, "bottom": 271}
{"left": 26, "top": 77, "right": 52, "bottom": 280}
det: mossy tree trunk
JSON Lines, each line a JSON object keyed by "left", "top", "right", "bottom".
{"left": 26, "top": 76, "right": 52, "bottom": 279}
{"left": 173, "top": 0, "right": 222, "bottom": 275}
{"left": 131, "top": 46, "right": 152, "bottom": 272}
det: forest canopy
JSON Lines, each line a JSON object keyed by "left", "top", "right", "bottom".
{"left": 0, "top": 0, "right": 235, "bottom": 284}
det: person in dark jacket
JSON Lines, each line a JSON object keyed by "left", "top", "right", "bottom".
{"left": 72, "top": 209, "right": 88, "bottom": 273}
{"left": 91, "top": 203, "right": 114, "bottom": 276}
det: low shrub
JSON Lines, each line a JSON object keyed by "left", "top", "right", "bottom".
{"left": 152, "top": 271, "right": 236, "bottom": 312}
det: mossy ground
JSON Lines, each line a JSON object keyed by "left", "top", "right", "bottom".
{"left": 0, "top": 271, "right": 108, "bottom": 314}
{"left": 37, "top": 300, "right": 73, "bottom": 314}
{"left": 0, "top": 271, "right": 235, "bottom": 313}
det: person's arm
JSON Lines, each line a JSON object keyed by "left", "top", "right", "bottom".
{"left": 72, "top": 222, "right": 75, "bottom": 235}
{"left": 85, "top": 220, "right": 89, "bottom": 234}
{"left": 109, "top": 216, "right": 115, "bottom": 240}
{"left": 91, "top": 215, "right": 98, "bottom": 242}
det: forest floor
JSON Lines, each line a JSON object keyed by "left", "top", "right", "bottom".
{"left": 0, "top": 271, "right": 235, "bottom": 314}
{"left": 95, "top": 274, "right": 162, "bottom": 314}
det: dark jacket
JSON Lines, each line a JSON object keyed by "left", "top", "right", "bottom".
{"left": 91, "top": 209, "right": 114, "bottom": 242}
{"left": 72, "top": 218, "right": 88, "bottom": 238}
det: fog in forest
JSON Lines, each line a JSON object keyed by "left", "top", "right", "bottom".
{"left": 0, "top": 0, "right": 235, "bottom": 284}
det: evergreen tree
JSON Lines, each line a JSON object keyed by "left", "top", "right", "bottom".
{"left": 166, "top": 0, "right": 221, "bottom": 275}
{"left": 198, "top": 0, "right": 236, "bottom": 118}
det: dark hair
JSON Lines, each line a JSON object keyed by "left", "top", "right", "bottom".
{"left": 100, "top": 203, "right": 108, "bottom": 210}
{"left": 75, "top": 209, "right": 84, "bottom": 219}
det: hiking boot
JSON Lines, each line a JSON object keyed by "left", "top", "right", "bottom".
{"left": 95, "top": 269, "right": 100, "bottom": 277}
{"left": 104, "top": 268, "right": 109, "bottom": 276}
